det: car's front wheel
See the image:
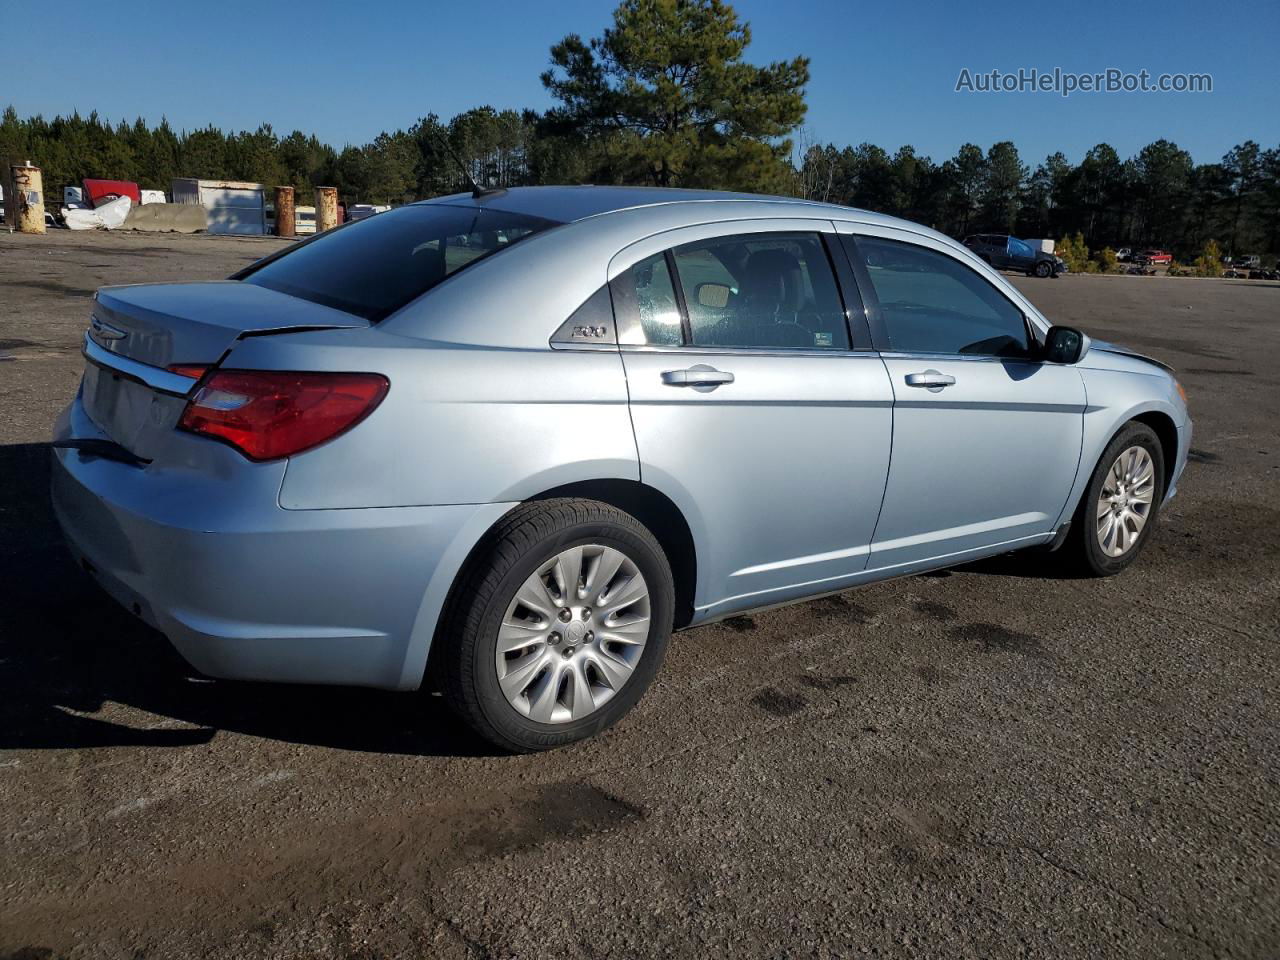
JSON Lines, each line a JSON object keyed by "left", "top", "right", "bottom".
{"left": 437, "top": 498, "right": 674, "bottom": 752}
{"left": 1034, "top": 260, "right": 1053, "bottom": 278}
{"left": 1062, "top": 422, "right": 1165, "bottom": 576}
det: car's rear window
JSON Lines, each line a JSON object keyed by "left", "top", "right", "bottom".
{"left": 238, "top": 204, "right": 561, "bottom": 321}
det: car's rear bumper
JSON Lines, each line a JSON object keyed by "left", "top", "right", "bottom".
{"left": 51, "top": 395, "right": 509, "bottom": 690}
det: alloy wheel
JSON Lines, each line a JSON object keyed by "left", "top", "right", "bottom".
{"left": 1096, "top": 445, "right": 1156, "bottom": 558}
{"left": 495, "top": 544, "right": 650, "bottom": 724}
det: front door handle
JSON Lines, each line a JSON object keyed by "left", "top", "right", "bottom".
{"left": 662, "top": 365, "right": 735, "bottom": 389}
{"left": 904, "top": 370, "right": 956, "bottom": 392}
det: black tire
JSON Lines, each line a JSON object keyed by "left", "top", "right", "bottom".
{"left": 1060, "top": 422, "right": 1165, "bottom": 577}
{"left": 436, "top": 498, "right": 674, "bottom": 752}
{"left": 1034, "top": 260, "right": 1052, "bottom": 278}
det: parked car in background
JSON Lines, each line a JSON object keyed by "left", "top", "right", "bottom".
{"left": 1233, "top": 255, "right": 1261, "bottom": 270}
{"left": 1115, "top": 247, "right": 1132, "bottom": 262}
{"left": 52, "top": 186, "right": 1190, "bottom": 751}
{"left": 961, "top": 234, "right": 1067, "bottom": 277}
{"left": 348, "top": 204, "right": 392, "bottom": 222}
{"left": 1133, "top": 250, "right": 1173, "bottom": 266}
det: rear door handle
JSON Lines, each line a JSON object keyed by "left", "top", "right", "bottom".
{"left": 904, "top": 370, "right": 956, "bottom": 392}
{"left": 662, "top": 365, "right": 735, "bottom": 388}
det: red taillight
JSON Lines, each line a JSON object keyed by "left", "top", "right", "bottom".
{"left": 178, "top": 370, "right": 389, "bottom": 461}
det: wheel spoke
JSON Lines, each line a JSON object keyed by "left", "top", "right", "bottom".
{"left": 568, "top": 662, "right": 598, "bottom": 720}
{"left": 1098, "top": 512, "right": 1116, "bottom": 549}
{"left": 1133, "top": 456, "right": 1154, "bottom": 486}
{"left": 1132, "top": 473, "right": 1155, "bottom": 502}
{"left": 1128, "top": 508, "right": 1146, "bottom": 534}
{"left": 514, "top": 574, "right": 557, "bottom": 620}
{"left": 602, "top": 573, "right": 648, "bottom": 613}
{"left": 553, "top": 546, "right": 586, "bottom": 603}
{"left": 587, "top": 547, "right": 627, "bottom": 604}
{"left": 499, "top": 649, "right": 551, "bottom": 701}
{"left": 602, "top": 612, "right": 649, "bottom": 644}
{"left": 526, "top": 660, "right": 566, "bottom": 723}
{"left": 586, "top": 649, "right": 634, "bottom": 690}
{"left": 497, "top": 618, "right": 545, "bottom": 654}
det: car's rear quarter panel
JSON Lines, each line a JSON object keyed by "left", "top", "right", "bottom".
{"left": 219, "top": 330, "right": 639, "bottom": 510}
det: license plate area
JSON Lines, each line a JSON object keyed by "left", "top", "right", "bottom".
{"left": 82, "top": 362, "right": 182, "bottom": 458}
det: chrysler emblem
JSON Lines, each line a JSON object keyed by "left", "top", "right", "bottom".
{"left": 90, "top": 316, "right": 128, "bottom": 343}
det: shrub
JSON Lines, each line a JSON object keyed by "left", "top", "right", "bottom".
{"left": 1194, "top": 240, "right": 1224, "bottom": 277}
{"left": 1056, "top": 232, "right": 1091, "bottom": 273}
{"left": 1094, "top": 246, "right": 1119, "bottom": 273}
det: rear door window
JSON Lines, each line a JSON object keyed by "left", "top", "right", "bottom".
{"left": 673, "top": 233, "right": 850, "bottom": 350}
{"left": 238, "top": 204, "right": 560, "bottom": 321}
{"left": 613, "top": 232, "right": 851, "bottom": 351}
{"left": 612, "top": 252, "right": 684, "bottom": 346}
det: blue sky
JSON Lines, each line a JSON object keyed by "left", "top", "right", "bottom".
{"left": 7, "top": 0, "right": 1276, "bottom": 166}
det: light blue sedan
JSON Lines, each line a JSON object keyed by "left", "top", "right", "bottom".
{"left": 52, "top": 187, "right": 1191, "bottom": 750}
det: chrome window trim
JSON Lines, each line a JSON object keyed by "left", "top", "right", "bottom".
{"left": 618, "top": 343, "right": 876, "bottom": 359}
{"left": 875, "top": 350, "right": 1044, "bottom": 365}
{"left": 81, "top": 334, "right": 199, "bottom": 397}
{"left": 607, "top": 217, "right": 844, "bottom": 281}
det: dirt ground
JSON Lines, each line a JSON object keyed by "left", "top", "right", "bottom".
{"left": 1, "top": 230, "right": 1277, "bottom": 959}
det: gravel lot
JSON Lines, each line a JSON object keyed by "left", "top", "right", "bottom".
{"left": 1, "top": 230, "right": 1277, "bottom": 959}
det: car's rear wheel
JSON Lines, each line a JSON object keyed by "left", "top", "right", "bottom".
{"left": 437, "top": 498, "right": 674, "bottom": 752}
{"left": 1034, "top": 260, "right": 1052, "bottom": 278}
{"left": 1061, "top": 422, "right": 1165, "bottom": 577}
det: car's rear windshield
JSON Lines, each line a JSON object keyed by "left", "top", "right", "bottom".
{"left": 238, "top": 204, "right": 562, "bottom": 321}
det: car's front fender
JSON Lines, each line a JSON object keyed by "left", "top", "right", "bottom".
{"left": 1053, "top": 365, "right": 1188, "bottom": 529}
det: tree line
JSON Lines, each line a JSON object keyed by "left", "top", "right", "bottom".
{"left": 2, "top": 0, "right": 1275, "bottom": 260}
{"left": 796, "top": 137, "right": 1280, "bottom": 261}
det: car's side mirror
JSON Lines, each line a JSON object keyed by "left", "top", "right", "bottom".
{"left": 1043, "top": 325, "right": 1090, "bottom": 364}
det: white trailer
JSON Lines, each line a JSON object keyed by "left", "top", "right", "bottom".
{"left": 171, "top": 178, "right": 266, "bottom": 235}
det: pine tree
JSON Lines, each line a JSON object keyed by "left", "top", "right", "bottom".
{"left": 541, "top": 0, "right": 809, "bottom": 192}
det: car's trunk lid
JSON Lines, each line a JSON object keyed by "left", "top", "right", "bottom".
{"left": 90, "top": 281, "right": 366, "bottom": 367}
{"left": 80, "top": 281, "right": 367, "bottom": 461}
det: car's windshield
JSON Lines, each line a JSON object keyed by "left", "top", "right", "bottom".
{"left": 238, "top": 204, "right": 562, "bottom": 321}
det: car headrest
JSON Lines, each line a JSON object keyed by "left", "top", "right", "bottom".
{"left": 740, "top": 249, "right": 806, "bottom": 315}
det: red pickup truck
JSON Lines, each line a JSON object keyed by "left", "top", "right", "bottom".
{"left": 1134, "top": 249, "right": 1173, "bottom": 266}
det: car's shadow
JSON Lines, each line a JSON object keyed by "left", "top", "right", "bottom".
{"left": 0, "top": 442, "right": 498, "bottom": 757}
{"left": 952, "top": 550, "right": 1095, "bottom": 580}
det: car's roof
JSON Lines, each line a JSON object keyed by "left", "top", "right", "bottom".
{"left": 421, "top": 184, "right": 912, "bottom": 230}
